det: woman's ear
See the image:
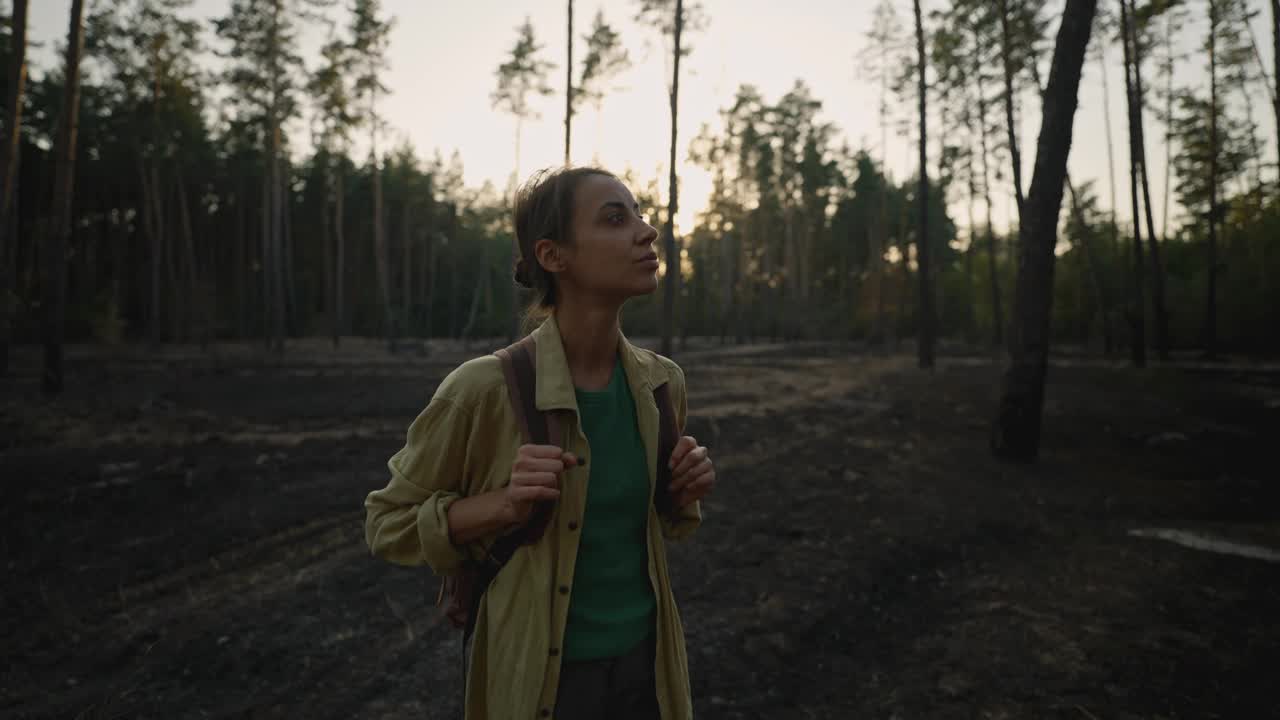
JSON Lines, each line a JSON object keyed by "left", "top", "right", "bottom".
{"left": 534, "top": 238, "right": 568, "bottom": 273}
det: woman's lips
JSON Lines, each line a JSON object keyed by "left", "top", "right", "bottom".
{"left": 637, "top": 253, "right": 659, "bottom": 267}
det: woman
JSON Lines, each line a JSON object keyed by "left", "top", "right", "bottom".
{"left": 364, "top": 166, "right": 717, "bottom": 720}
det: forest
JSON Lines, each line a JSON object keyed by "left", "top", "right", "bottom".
{"left": 2, "top": 1, "right": 1278, "bottom": 718}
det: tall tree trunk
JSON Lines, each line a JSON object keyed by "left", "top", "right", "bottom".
{"left": 661, "top": 0, "right": 683, "bottom": 358}
{"left": 138, "top": 161, "right": 163, "bottom": 347}
{"left": 41, "top": 0, "right": 86, "bottom": 395}
{"left": 235, "top": 166, "right": 246, "bottom": 340}
{"left": 975, "top": 26, "right": 1004, "bottom": 347}
{"left": 565, "top": 0, "right": 573, "bottom": 165}
{"left": 1272, "top": 0, "right": 1279, "bottom": 185}
{"left": 1205, "top": 0, "right": 1219, "bottom": 358}
{"left": 426, "top": 224, "right": 436, "bottom": 340}
{"left": 265, "top": 0, "right": 284, "bottom": 352}
{"left": 1124, "top": 0, "right": 1170, "bottom": 360}
{"left": 1119, "top": 0, "right": 1147, "bottom": 368}
{"left": 401, "top": 200, "right": 412, "bottom": 338}
{"left": 282, "top": 158, "right": 296, "bottom": 337}
{"left": 321, "top": 155, "right": 333, "bottom": 346}
{"left": 260, "top": 164, "right": 271, "bottom": 347}
{"left": 0, "top": 0, "right": 28, "bottom": 377}
{"left": 977, "top": 96, "right": 998, "bottom": 348}
{"left": 992, "top": 0, "right": 1098, "bottom": 461}
{"left": 914, "top": 0, "right": 934, "bottom": 369}
{"left": 165, "top": 170, "right": 183, "bottom": 342}
{"left": 372, "top": 117, "right": 392, "bottom": 351}
{"left": 1098, "top": 33, "right": 1120, "bottom": 233}
{"left": 177, "top": 167, "right": 199, "bottom": 345}
{"left": 965, "top": 151, "right": 979, "bottom": 343}
{"left": 999, "top": 0, "right": 1027, "bottom": 224}
{"left": 334, "top": 166, "right": 345, "bottom": 346}
{"left": 271, "top": 129, "right": 285, "bottom": 351}
{"left": 1162, "top": 11, "right": 1174, "bottom": 239}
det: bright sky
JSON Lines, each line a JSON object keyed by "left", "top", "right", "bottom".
{"left": 27, "top": 0, "right": 1280, "bottom": 239}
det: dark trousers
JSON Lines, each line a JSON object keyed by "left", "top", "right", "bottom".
{"left": 553, "top": 633, "right": 660, "bottom": 720}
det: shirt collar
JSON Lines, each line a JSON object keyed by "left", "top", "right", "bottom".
{"left": 531, "top": 313, "right": 662, "bottom": 412}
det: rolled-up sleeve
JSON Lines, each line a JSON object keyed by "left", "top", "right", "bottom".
{"left": 364, "top": 396, "right": 477, "bottom": 574}
{"left": 661, "top": 363, "right": 703, "bottom": 542}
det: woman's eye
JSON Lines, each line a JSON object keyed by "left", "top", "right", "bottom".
{"left": 609, "top": 213, "right": 625, "bottom": 225}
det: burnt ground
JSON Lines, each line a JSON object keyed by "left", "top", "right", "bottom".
{"left": 2, "top": 338, "right": 1278, "bottom": 720}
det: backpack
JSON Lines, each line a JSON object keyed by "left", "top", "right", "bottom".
{"left": 434, "top": 333, "right": 680, "bottom": 655}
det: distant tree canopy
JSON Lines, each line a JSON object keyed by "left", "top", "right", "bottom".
{"left": 0, "top": 0, "right": 1275, "bottom": 357}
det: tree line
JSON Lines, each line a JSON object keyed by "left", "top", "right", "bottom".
{"left": 1, "top": 0, "right": 1277, "bottom": 456}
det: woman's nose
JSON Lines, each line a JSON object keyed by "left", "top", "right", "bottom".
{"left": 640, "top": 220, "right": 658, "bottom": 245}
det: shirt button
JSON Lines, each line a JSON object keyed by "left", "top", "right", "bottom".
{"left": 540, "top": 710, "right": 551, "bottom": 718}
{"left": 549, "top": 647, "right": 560, "bottom": 656}
{"left": 559, "top": 585, "right": 569, "bottom": 595}
{"left": 568, "top": 521, "right": 579, "bottom": 531}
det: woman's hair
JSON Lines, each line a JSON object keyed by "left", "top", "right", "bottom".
{"left": 513, "top": 165, "right": 616, "bottom": 323}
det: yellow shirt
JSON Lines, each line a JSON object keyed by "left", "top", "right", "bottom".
{"left": 364, "top": 314, "right": 703, "bottom": 720}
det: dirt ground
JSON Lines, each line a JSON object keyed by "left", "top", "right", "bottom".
{"left": 2, "top": 338, "right": 1278, "bottom": 719}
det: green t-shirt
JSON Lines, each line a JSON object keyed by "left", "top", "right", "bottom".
{"left": 562, "top": 358, "right": 657, "bottom": 661}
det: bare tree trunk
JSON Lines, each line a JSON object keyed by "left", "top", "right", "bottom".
{"left": 0, "top": 0, "right": 28, "bottom": 376}
{"left": 41, "top": 0, "right": 86, "bottom": 395}
{"left": 267, "top": 0, "right": 285, "bottom": 353}
{"left": 1272, "top": 0, "right": 1279, "bottom": 184}
{"left": 235, "top": 166, "right": 246, "bottom": 340}
{"left": 260, "top": 165, "right": 271, "bottom": 347}
{"left": 164, "top": 171, "right": 184, "bottom": 342}
{"left": 992, "top": 0, "right": 1098, "bottom": 461}
{"left": 334, "top": 166, "right": 345, "bottom": 346}
{"left": 965, "top": 152, "right": 979, "bottom": 344}
{"left": 321, "top": 155, "right": 333, "bottom": 345}
{"left": 426, "top": 225, "right": 436, "bottom": 340}
{"left": 1124, "top": 0, "right": 1170, "bottom": 361}
{"left": 401, "top": 200, "right": 412, "bottom": 338}
{"left": 661, "top": 0, "right": 684, "bottom": 358}
{"left": 999, "top": 0, "right": 1027, "bottom": 224}
{"left": 976, "top": 27, "right": 1004, "bottom": 347}
{"left": 373, "top": 133, "right": 393, "bottom": 351}
{"left": 1163, "top": 12, "right": 1174, "bottom": 239}
{"left": 177, "top": 167, "right": 200, "bottom": 345}
{"left": 138, "top": 161, "right": 162, "bottom": 347}
{"left": 1119, "top": 0, "right": 1146, "bottom": 368}
{"left": 565, "top": 0, "right": 573, "bottom": 165}
{"left": 1098, "top": 31, "right": 1120, "bottom": 235}
{"left": 461, "top": 265, "right": 487, "bottom": 349}
{"left": 1205, "top": 0, "right": 1220, "bottom": 358}
{"left": 914, "top": 0, "right": 934, "bottom": 369}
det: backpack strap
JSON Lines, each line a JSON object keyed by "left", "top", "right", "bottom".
{"left": 460, "top": 336, "right": 560, "bottom": 644}
{"left": 652, "top": 381, "right": 680, "bottom": 515}
{"left": 491, "top": 334, "right": 559, "bottom": 551}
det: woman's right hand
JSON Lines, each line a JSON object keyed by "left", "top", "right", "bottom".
{"left": 503, "top": 444, "right": 579, "bottom": 525}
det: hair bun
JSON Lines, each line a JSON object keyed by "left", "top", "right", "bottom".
{"left": 513, "top": 259, "right": 534, "bottom": 289}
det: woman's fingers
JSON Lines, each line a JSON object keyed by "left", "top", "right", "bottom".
{"left": 667, "top": 436, "right": 697, "bottom": 470}
{"left": 516, "top": 455, "right": 567, "bottom": 474}
{"left": 511, "top": 483, "right": 560, "bottom": 503}
{"left": 671, "top": 445, "right": 708, "bottom": 481}
{"left": 675, "top": 471, "right": 714, "bottom": 507}
{"left": 673, "top": 460, "right": 714, "bottom": 492}
{"left": 513, "top": 470, "right": 560, "bottom": 488}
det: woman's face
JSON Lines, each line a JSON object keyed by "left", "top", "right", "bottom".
{"left": 549, "top": 173, "right": 661, "bottom": 302}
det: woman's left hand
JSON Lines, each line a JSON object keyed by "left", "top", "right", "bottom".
{"left": 668, "top": 436, "right": 715, "bottom": 510}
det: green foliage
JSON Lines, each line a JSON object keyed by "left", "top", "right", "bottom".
{"left": 492, "top": 18, "right": 555, "bottom": 121}
{"left": 576, "top": 9, "right": 629, "bottom": 112}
